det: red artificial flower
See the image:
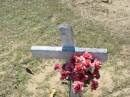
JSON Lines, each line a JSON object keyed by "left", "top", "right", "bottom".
{"left": 54, "top": 64, "right": 61, "bottom": 71}
{"left": 95, "top": 72, "right": 100, "bottom": 79}
{"left": 73, "top": 74, "right": 88, "bottom": 82}
{"left": 72, "top": 81, "right": 84, "bottom": 93}
{"left": 84, "top": 59, "right": 91, "bottom": 68}
{"left": 81, "top": 75, "right": 88, "bottom": 82}
{"left": 86, "top": 72, "right": 94, "bottom": 81}
{"left": 64, "top": 63, "right": 74, "bottom": 72}
{"left": 60, "top": 71, "right": 70, "bottom": 80}
{"left": 74, "top": 64, "right": 85, "bottom": 74}
{"left": 83, "top": 52, "right": 93, "bottom": 59}
{"left": 84, "top": 75, "right": 89, "bottom": 80}
{"left": 75, "top": 56, "right": 82, "bottom": 63}
{"left": 93, "top": 69, "right": 100, "bottom": 79}
{"left": 94, "top": 60, "right": 102, "bottom": 69}
{"left": 73, "top": 74, "right": 81, "bottom": 81}
{"left": 70, "top": 53, "right": 82, "bottom": 63}
{"left": 91, "top": 79, "right": 98, "bottom": 91}
{"left": 54, "top": 52, "right": 102, "bottom": 94}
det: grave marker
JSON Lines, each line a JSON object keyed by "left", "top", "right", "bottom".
{"left": 31, "top": 23, "right": 107, "bottom": 97}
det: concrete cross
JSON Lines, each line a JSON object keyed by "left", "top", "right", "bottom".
{"left": 31, "top": 23, "right": 107, "bottom": 97}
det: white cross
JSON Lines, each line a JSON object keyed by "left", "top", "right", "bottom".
{"left": 31, "top": 23, "right": 107, "bottom": 97}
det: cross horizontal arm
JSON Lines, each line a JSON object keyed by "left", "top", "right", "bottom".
{"left": 31, "top": 46, "right": 107, "bottom": 62}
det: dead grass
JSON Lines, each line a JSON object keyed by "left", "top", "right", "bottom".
{"left": 0, "top": 0, "right": 130, "bottom": 97}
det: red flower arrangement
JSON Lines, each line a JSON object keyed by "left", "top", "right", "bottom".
{"left": 54, "top": 52, "right": 102, "bottom": 93}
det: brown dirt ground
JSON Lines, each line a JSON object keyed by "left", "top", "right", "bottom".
{"left": 26, "top": 59, "right": 68, "bottom": 97}
{"left": 64, "top": 0, "right": 130, "bottom": 42}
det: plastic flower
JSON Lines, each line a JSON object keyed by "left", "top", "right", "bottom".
{"left": 54, "top": 64, "right": 61, "bottom": 71}
{"left": 74, "top": 64, "right": 85, "bottom": 74}
{"left": 94, "top": 60, "right": 101, "bottom": 69}
{"left": 54, "top": 52, "right": 102, "bottom": 94}
{"left": 93, "top": 69, "right": 100, "bottom": 79}
{"left": 91, "top": 79, "right": 98, "bottom": 91}
{"left": 64, "top": 63, "right": 74, "bottom": 72}
{"left": 83, "top": 52, "right": 93, "bottom": 59}
{"left": 70, "top": 53, "right": 81, "bottom": 63}
{"left": 73, "top": 73, "right": 88, "bottom": 82}
{"left": 60, "top": 71, "right": 70, "bottom": 80}
{"left": 72, "top": 81, "right": 84, "bottom": 93}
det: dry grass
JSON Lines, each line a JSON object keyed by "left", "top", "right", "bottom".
{"left": 0, "top": 0, "right": 130, "bottom": 97}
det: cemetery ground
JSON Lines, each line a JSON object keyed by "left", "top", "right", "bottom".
{"left": 0, "top": 0, "right": 130, "bottom": 97}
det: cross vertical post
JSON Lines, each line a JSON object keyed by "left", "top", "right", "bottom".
{"left": 58, "top": 24, "right": 80, "bottom": 97}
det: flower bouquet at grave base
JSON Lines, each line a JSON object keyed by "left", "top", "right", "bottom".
{"left": 54, "top": 52, "right": 102, "bottom": 94}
